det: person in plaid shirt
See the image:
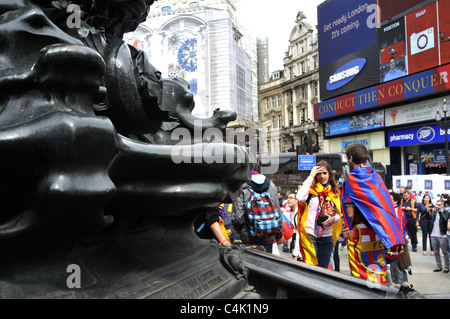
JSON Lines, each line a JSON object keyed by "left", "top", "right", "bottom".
{"left": 232, "top": 170, "right": 285, "bottom": 253}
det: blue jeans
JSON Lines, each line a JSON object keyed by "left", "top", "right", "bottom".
{"left": 389, "top": 259, "right": 408, "bottom": 284}
{"left": 309, "top": 235, "right": 334, "bottom": 268}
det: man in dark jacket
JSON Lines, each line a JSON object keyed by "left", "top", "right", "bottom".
{"left": 231, "top": 171, "right": 285, "bottom": 253}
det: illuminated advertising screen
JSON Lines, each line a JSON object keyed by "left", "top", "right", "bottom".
{"left": 378, "top": 0, "right": 427, "bottom": 22}
{"left": 314, "top": 63, "right": 450, "bottom": 120}
{"left": 317, "top": 0, "right": 450, "bottom": 116}
{"left": 325, "top": 110, "right": 384, "bottom": 137}
{"left": 406, "top": 2, "right": 440, "bottom": 75}
{"left": 318, "top": 0, "right": 377, "bottom": 66}
{"left": 379, "top": 18, "right": 407, "bottom": 83}
{"left": 318, "top": 0, "right": 378, "bottom": 101}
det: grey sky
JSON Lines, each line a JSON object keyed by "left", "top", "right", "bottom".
{"left": 235, "top": 0, "right": 324, "bottom": 73}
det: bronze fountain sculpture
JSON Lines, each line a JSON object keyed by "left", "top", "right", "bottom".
{"left": 0, "top": 0, "right": 425, "bottom": 299}
{"left": 0, "top": 0, "right": 252, "bottom": 298}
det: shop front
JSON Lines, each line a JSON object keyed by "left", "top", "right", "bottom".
{"left": 388, "top": 124, "right": 450, "bottom": 175}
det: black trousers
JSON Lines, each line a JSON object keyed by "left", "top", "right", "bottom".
{"left": 406, "top": 219, "right": 418, "bottom": 249}
{"left": 419, "top": 220, "right": 433, "bottom": 252}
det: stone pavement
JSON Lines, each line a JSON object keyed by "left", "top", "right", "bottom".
{"left": 277, "top": 230, "right": 450, "bottom": 298}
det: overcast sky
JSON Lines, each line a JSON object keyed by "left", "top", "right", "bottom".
{"left": 235, "top": 0, "right": 324, "bottom": 73}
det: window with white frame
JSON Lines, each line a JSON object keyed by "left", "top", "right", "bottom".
{"left": 161, "top": 6, "right": 171, "bottom": 12}
{"left": 277, "top": 94, "right": 281, "bottom": 107}
{"left": 313, "top": 81, "right": 318, "bottom": 97}
{"left": 271, "top": 96, "right": 276, "bottom": 108}
{"left": 266, "top": 97, "right": 270, "bottom": 110}
{"left": 189, "top": 2, "right": 199, "bottom": 7}
{"left": 277, "top": 115, "right": 282, "bottom": 128}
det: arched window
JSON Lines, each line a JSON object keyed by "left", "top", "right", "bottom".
{"left": 161, "top": 6, "right": 171, "bottom": 12}
{"left": 190, "top": 2, "right": 199, "bottom": 7}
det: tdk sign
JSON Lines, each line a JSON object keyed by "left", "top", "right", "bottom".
{"left": 326, "top": 58, "right": 366, "bottom": 91}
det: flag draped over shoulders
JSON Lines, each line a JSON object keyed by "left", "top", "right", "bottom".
{"left": 297, "top": 182, "right": 342, "bottom": 265}
{"left": 341, "top": 164, "right": 405, "bottom": 249}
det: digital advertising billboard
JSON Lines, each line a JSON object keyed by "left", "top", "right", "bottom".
{"left": 317, "top": 0, "right": 450, "bottom": 119}
{"left": 378, "top": 0, "right": 427, "bottom": 22}
{"left": 406, "top": 2, "right": 440, "bottom": 75}
{"left": 379, "top": 18, "right": 407, "bottom": 83}
{"left": 318, "top": 0, "right": 378, "bottom": 101}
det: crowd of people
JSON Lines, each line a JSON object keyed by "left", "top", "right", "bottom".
{"left": 194, "top": 142, "right": 450, "bottom": 287}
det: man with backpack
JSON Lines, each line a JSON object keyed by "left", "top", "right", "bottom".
{"left": 232, "top": 170, "right": 285, "bottom": 253}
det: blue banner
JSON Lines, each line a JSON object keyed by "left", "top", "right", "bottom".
{"left": 388, "top": 124, "right": 449, "bottom": 147}
{"left": 318, "top": 0, "right": 377, "bottom": 67}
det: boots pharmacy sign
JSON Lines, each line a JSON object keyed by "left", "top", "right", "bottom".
{"left": 388, "top": 124, "right": 450, "bottom": 147}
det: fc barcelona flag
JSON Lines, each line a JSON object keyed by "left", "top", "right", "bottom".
{"left": 341, "top": 164, "right": 405, "bottom": 249}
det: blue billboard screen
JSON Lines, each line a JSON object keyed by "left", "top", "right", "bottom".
{"left": 318, "top": 0, "right": 378, "bottom": 67}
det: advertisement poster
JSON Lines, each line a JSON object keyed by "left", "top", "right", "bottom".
{"left": 379, "top": 17, "right": 407, "bottom": 83}
{"left": 385, "top": 96, "right": 448, "bottom": 126}
{"left": 318, "top": 0, "right": 377, "bottom": 67}
{"left": 318, "top": 0, "right": 379, "bottom": 100}
{"left": 318, "top": 0, "right": 450, "bottom": 105}
{"left": 409, "top": 163, "right": 418, "bottom": 175}
{"left": 405, "top": 2, "right": 439, "bottom": 75}
{"left": 325, "top": 110, "right": 384, "bottom": 137}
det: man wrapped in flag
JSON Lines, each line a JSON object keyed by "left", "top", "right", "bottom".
{"left": 341, "top": 143, "right": 405, "bottom": 285}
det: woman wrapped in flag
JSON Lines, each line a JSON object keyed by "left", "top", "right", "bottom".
{"left": 296, "top": 160, "right": 342, "bottom": 268}
{"left": 342, "top": 143, "right": 405, "bottom": 286}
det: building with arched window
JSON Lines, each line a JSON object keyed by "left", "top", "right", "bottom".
{"left": 259, "top": 12, "right": 321, "bottom": 154}
{"left": 123, "top": 0, "right": 258, "bottom": 135}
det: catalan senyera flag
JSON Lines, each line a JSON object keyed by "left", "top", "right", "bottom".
{"left": 297, "top": 183, "right": 342, "bottom": 266}
{"left": 341, "top": 164, "right": 405, "bottom": 249}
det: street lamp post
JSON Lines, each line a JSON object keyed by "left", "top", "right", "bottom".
{"left": 436, "top": 98, "right": 450, "bottom": 175}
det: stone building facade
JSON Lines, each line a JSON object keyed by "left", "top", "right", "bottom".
{"left": 259, "top": 12, "right": 322, "bottom": 154}
{"left": 123, "top": 0, "right": 258, "bottom": 133}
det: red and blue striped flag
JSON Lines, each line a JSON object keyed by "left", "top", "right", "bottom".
{"left": 341, "top": 164, "right": 405, "bottom": 249}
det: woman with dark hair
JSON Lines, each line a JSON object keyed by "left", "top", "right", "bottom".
{"left": 416, "top": 194, "right": 434, "bottom": 256}
{"left": 295, "top": 160, "right": 342, "bottom": 268}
